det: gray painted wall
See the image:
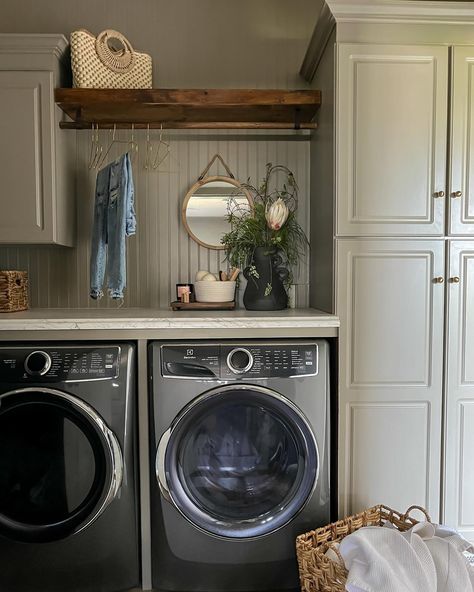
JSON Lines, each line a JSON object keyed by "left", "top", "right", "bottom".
{"left": 309, "top": 29, "right": 335, "bottom": 314}
{"left": 0, "top": 0, "right": 319, "bottom": 308}
{"left": 0, "top": 0, "right": 320, "bottom": 89}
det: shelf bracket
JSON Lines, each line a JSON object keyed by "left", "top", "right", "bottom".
{"left": 294, "top": 107, "right": 301, "bottom": 130}
{"left": 75, "top": 107, "right": 83, "bottom": 125}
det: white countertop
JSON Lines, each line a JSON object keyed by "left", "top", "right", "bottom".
{"left": 0, "top": 308, "right": 339, "bottom": 331}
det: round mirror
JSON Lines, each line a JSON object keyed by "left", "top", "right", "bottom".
{"left": 182, "top": 176, "right": 252, "bottom": 250}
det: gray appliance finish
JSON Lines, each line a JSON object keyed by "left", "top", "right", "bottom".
{"left": 149, "top": 340, "right": 331, "bottom": 592}
{"left": 0, "top": 343, "right": 140, "bottom": 592}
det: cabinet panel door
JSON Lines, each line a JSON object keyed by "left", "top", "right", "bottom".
{"left": 449, "top": 48, "right": 474, "bottom": 236}
{"left": 444, "top": 241, "right": 474, "bottom": 542}
{"left": 337, "top": 44, "right": 448, "bottom": 237}
{"left": 0, "top": 71, "right": 54, "bottom": 242}
{"left": 336, "top": 239, "right": 445, "bottom": 519}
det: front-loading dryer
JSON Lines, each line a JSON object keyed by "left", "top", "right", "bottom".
{"left": 0, "top": 344, "right": 140, "bottom": 592}
{"left": 149, "top": 340, "right": 330, "bottom": 592}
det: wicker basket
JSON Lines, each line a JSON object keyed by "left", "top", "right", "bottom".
{"left": 0, "top": 271, "right": 29, "bottom": 312}
{"left": 296, "top": 504, "right": 431, "bottom": 592}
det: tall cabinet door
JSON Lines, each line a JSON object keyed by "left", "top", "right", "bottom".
{"left": 337, "top": 44, "right": 448, "bottom": 237}
{"left": 444, "top": 241, "right": 474, "bottom": 542}
{"left": 449, "top": 48, "right": 474, "bottom": 236}
{"left": 336, "top": 239, "right": 445, "bottom": 519}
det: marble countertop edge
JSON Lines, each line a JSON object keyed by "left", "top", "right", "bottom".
{"left": 0, "top": 308, "right": 340, "bottom": 331}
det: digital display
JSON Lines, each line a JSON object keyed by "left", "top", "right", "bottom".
{"left": 161, "top": 344, "right": 318, "bottom": 379}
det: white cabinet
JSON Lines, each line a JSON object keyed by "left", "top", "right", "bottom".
{"left": 336, "top": 239, "right": 445, "bottom": 519}
{"left": 0, "top": 35, "right": 75, "bottom": 246}
{"left": 444, "top": 241, "right": 474, "bottom": 542}
{"left": 336, "top": 44, "right": 448, "bottom": 237}
{"left": 333, "top": 40, "right": 474, "bottom": 522}
{"left": 449, "top": 47, "right": 474, "bottom": 236}
{"left": 306, "top": 5, "right": 474, "bottom": 528}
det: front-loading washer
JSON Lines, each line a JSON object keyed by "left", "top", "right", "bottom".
{"left": 149, "top": 340, "right": 330, "bottom": 592}
{"left": 0, "top": 343, "right": 140, "bottom": 592}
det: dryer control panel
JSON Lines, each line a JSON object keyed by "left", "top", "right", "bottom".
{"left": 161, "top": 343, "right": 318, "bottom": 379}
{"left": 0, "top": 346, "right": 120, "bottom": 382}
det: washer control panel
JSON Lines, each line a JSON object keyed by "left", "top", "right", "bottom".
{"left": 161, "top": 343, "right": 318, "bottom": 379}
{"left": 0, "top": 346, "right": 120, "bottom": 382}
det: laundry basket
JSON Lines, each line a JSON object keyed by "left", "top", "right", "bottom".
{"left": 296, "top": 504, "right": 431, "bottom": 592}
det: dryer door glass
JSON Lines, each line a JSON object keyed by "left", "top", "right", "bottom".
{"left": 160, "top": 385, "right": 318, "bottom": 538}
{"left": 0, "top": 388, "right": 122, "bottom": 543}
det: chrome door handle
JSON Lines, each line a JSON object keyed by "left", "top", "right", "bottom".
{"left": 433, "top": 277, "right": 444, "bottom": 284}
{"left": 451, "top": 191, "right": 462, "bottom": 198}
{"left": 449, "top": 276, "right": 460, "bottom": 284}
{"left": 433, "top": 191, "right": 445, "bottom": 198}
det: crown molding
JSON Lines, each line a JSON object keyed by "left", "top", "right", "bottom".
{"left": 0, "top": 34, "right": 69, "bottom": 58}
{"left": 325, "top": 0, "right": 474, "bottom": 24}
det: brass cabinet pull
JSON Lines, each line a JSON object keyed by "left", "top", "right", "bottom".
{"left": 433, "top": 276, "right": 445, "bottom": 284}
{"left": 433, "top": 191, "right": 445, "bottom": 198}
{"left": 451, "top": 191, "right": 462, "bottom": 198}
{"left": 449, "top": 276, "right": 460, "bottom": 284}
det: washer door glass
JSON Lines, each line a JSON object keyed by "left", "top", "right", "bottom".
{"left": 159, "top": 386, "right": 318, "bottom": 538}
{"left": 0, "top": 388, "right": 121, "bottom": 543}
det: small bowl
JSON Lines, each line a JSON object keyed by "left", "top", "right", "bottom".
{"left": 194, "top": 281, "right": 236, "bottom": 303}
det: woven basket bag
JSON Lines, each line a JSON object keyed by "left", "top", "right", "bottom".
{"left": 296, "top": 504, "right": 431, "bottom": 592}
{"left": 70, "top": 29, "right": 152, "bottom": 89}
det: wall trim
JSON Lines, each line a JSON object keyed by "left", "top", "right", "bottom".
{"left": 325, "top": 0, "right": 474, "bottom": 24}
{"left": 0, "top": 34, "right": 69, "bottom": 59}
{"left": 300, "top": 2, "right": 336, "bottom": 83}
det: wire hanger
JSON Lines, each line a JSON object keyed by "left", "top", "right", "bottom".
{"left": 143, "top": 124, "right": 171, "bottom": 171}
{"left": 129, "top": 124, "right": 139, "bottom": 165}
{"left": 95, "top": 124, "right": 139, "bottom": 169}
{"left": 88, "top": 123, "right": 103, "bottom": 169}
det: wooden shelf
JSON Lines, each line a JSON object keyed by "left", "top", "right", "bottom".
{"left": 54, "top": 88, "right": 320, "bottom": 130}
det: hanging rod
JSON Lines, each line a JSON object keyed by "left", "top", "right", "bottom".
{"left": 59, "top": 121, "right": 318, "bottom": 130}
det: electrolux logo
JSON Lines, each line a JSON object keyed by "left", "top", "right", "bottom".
{"left": 184, "top": 348, "right": 196, "bottom": 359}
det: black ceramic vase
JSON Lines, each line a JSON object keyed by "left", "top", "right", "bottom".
{"left": 243, "top": 247, "right": 289, "bottom": 311}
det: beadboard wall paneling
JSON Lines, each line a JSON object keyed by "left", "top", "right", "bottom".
{"left": 0, "top": 130, "right": 310, "bottom": 308}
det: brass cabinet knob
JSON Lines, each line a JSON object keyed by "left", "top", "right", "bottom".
{"left": 433, "top": 191, "right": 445, "bottom": 198}
{"left": 451, "top": 191, "right": 462, "bottom": 198}
{"left": 449, "top": 276, "right": 460, "bottom": 284}
{"left": 433, "top": 276, "right": 445, "bottom": 284}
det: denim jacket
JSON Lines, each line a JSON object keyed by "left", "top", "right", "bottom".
{"left": 90, "top": 153, "right": 136, "bottom": 300}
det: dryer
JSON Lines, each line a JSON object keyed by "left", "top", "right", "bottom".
{"left": 149, "top": 340, "right": 331, "bottom": 592}
{"left": 0, "top": 344, "right": 140, "bottom": 592}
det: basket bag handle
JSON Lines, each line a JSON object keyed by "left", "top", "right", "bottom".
{"left": 95, "top": 29, "right": 136, "bottom": 73}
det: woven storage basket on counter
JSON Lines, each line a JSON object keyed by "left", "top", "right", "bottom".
{"left": 296, "top": 504, "right": 431, "bottom": 592}
{"left": 0, "top": 271, "right": 29, "bottom": 312}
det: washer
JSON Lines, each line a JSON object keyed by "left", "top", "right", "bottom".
{"left": 149, "top": 340, "right": 330, "bottom": 592}
{"left": 0, "top": 344, "right": 140, "bottom": 592}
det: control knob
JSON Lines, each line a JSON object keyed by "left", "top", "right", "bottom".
{"left": 24, "top": 350, "right": 52, "bottom": 376}
{"left": 227, "top": 348, "right": 253, "bottom": 374}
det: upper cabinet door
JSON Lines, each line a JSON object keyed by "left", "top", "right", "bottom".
{"left": 0, "top": 71, "right": 54, "bottom": 243}
{"left": 449, "top": 47, "right": 474, "bottom": 236}
{"left": 444, "top": 241, "right": 474, "bottom": 542}
{"left": 337, "top": 44, "right": 448, "bottom": 237}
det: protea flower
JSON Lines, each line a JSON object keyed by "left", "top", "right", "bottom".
{"left": 266, "top": 198, "right": 289, "bottom": 230}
